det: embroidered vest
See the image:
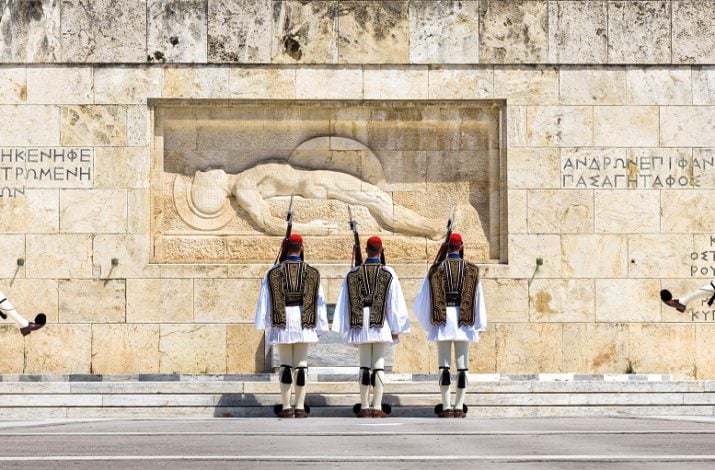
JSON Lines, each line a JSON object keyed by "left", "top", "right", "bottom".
{"left": 267, "top": 260, "right": 320, "bottom": 329}
{"left": 346, "top": 262, "right": 393, "bottom": 329}
{"left": 428, "top": 258, "right": 479, "bottom": 327}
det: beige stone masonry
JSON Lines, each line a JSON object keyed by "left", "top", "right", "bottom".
{"left": 272, "top": 1, "right": 338, "bottom": 64}
{"left": 59, "top": 189, "right": 127, "bottom": 233}
{"left": 0, "top": 106, "right": 60, "bottom": 146}
{"left": 226, "top": 324, "right": 265, "bottom": 373}
{"left": 208, "top": 0, "right": 272, "bottom": 63}
{"left": 296, "top": 67, "right": 363, "bottom": 99}
{"left": 0, "top": 67, "right": 26, "bottom": 103}
{"left": 26, "top": 234, "right": 92, "bottom": 279}
{"left": 229, "top": 68, "right": 296, "bottom": 99}
{"left": 409, "top": 0, "right": 479, "bottom": 64}
{"left": 26, "top": 67, "right": 92, "bottom": 104}
{"left": 338, "top": 1, "right": 409, "bottom": 64}
{"left": 507, "top": 234, "right": 561, "bottom": 278}
{"left": 0, "top": 327, "right": 24, "bottom": 373}
{"left": 94, "top": 147, "right": 150, "bottom": 189}
{"left": 25, "top": 324, "right": 92, "bottom": 374}
{"left": 159, "top": 324, "right": 227, "bottom": 374}
{"left": 162, "top": 66, "right": 229, "bottom": 98}
{"left": 126, "top": 279, "right": 194, "bottom": 323}
{"left": 527, "top": 189, "right": 593, "bottom": 234}
{"left": 561, "top": 235, "right": 628, "bottom": 279}
{"left": 0, "top": 234, "right": 25, "bottom": 279}
{"left": 91, "top": 324, "right": 161, "bottom": 374}
{"left": 660, "top": 107, "right": 715, "bottom": 147}
{"left": 559, "top": 68, "right": 626, "bottom": 105}
{"left": 494, "top": 67, "right": 558, "bottom": 105}
{"left": 147, "top": 0, "right": 207, "bottom": 64}
{"left": 496, "top": 323, "right": 563, "bottom": 373}
{"left": 428, "top": 67, "right": 493, "bottom": 100}
{"left": 661, "top": 190, "right": 715, "bottom": 234}
{"left": 693, "top": 67, "right": 715, "bottom": 105}
{"left": 593, "top": 106, "right": 659, "bottom": 147}
{"left": 594, "top": 190, "right": 660, "bottom": 234}
{"left": 94, "top": 235, "right": 160, "bottom": 279}
{"left": 629, "top": 324, "right": 695, "bottom": 378}
{"left": 61, "top": 106, "right": 127, "bottom": 146}
{"left": 470, "top": 327, "right": 497, "bottom": 373}
{"left": 58, "top": 280, "right": 125, "bottom": 323}
{"left": 548, "top": 1, "right": 607, "bottom": 64}
{"left": 0, "top": 280, "right": 59, "bottom": 323}
{"left": 194, "top": 279, "right": 261, "bottom": 323}
{"left": 529, "top": 279, "right": 594, "bottom": 323}
{"left": 479, "top": 0, "right": 548, "bottom": 64}
{"left": 527, "top": 106, "right": 593, "bottom": 147}
{"left": 595, "top": 279, "right": 662, "bottom": 323}
{"left": 628, "top": 234, "right": 694, "bottom": 279}
{"left": 562, "top": 323, "right": 629, "bottom": 374}
{"left": 482, "top": 279, "right": 529, "bottom": 323}
{"left": 607, "top": 1, "right": 671, "bottom": 64}
{"left": 93, "top": 67, "right": 162, "bottom": 105}
{"left": 672, "top": 1, "right": 715, "bottom": 65}
{"left": 626, "top": 67, "right": 692, "bottom": 105}
{"left": 363, "top": 67, "right": 428, "bottom": 100}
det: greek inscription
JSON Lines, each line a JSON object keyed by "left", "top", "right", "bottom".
{"left": 0, "top": 147, "right": 93, "bottom": 197}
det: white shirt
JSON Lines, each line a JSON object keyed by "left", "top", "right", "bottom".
{"left": 412, "top": 268, "right": 487, "bottom": 342}
{"left": 254, "top": 266, "right": 329, "bottom": 345}
{"left": 332, "top": 264, "right": 410, "bottom": 344}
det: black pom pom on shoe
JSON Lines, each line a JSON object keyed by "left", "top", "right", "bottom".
{"left": 660, "top": 289, "right": 673, "bottom": 302}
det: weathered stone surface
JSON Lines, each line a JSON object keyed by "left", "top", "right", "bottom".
{"left": 0, "top": 105, "right": 59, "bottom": 145}
{"left": 527, "top": 190, "right": 593, "bottom": 234}
{"left": 229, "top": 67, "right": 296, "bottom": 99}
{"left": 296, "top": 67, "right": 362, "bottom": 99}
{"left": 496, "top": 324, "right": 563, "bottom": 373}
{"left": 470, "top": 327, "right": 497, "bottom": 374}
{"left": 0, "top": 279, "right": 58, "bottom": 323}
{"left": 26, "top": 234, "right": 92, "bottom": 278}
{"left": 0, "top": 326, "right": 24, "bottom": 373}
{"left": 0, "top": 67, "right": 25, "bottom": 103}
{"left": 659, "top": 278, "right": 712, "bottom": 321}
{"left": 428, "top": 66, "right": 493, "bottom": 99}
{"left": 481, "top": 279, "right": 528, "bottom": 323}
{"left": 194, "top": 279, "right": 261, "bottom": 323}
{"left": 208, "top": 0, "right": 271, "bottom": 62}
{"left": 562, "top": 235, "right": 628, "bottom": 278}
{"left": 159, "top": 324, "right": 227, "bottom": 374}
{"left": 595, "top": 190, "right": 660, "bottom": 234}
{"left": 506, "top": 105, "right": 527, "bottom": 148}
{"left": 507, "top": 149, "right": 560, "bottom": 190}
{"left": 126, "top": 279, "right": 193, "bottom": 323}
{"left": 629, "top": 324, "right": 695, "bottom": 377}
{"left": 593, "top": 106, "right": 658, "bottom": 147}
{"left": 0, "top": 234, "right": 24, "bottom": 278}
{"left": 529, "top": 279, "right": 595, "bottom": 323}
{"left": 479, "top": 0, "right": 548, "bottom": 64}
{"left": 508, "top": 190, "right": 528, "bottom": 234}
{"left": 394, "top": 329, "right": 431, "bottom": 374}
{"left": 60, "top": 0, "right": 146, "bottom": 62}
{"left": 607, "top": 1, "right": 671, "bottom": 64}
{"left": 595, "top": 279, "right": 661, "bottom": 323}
{"left": 94, "top": 67, "right": 162, "bottom": 104}
{"left": 155, "top": 236, "right": 229, "bottom": 263}
{"left": 92, "top": 324, "right": 161, "bottom": 374}
{"left": 693, "top": 149, "right": 715, "bottom": 189}
{"left": 661, "top": 107, "right": 715, "bottom": 147}
{"left": 164, "top": 264, "right": 229, "bottom": 279}
{"left": 562, "top": 324, "right": 629, "bottom": 374}
{"left": 693, "top": 67, "right": 715, "bottom": 105}
{"left": 58, "top": 280, "right": 125, "bottom": 323}
{"left": 624, "top": 147, "right": 692, "bottom": 190}
{"left": 559, "top": 68, "right": 626, "bottom": 105}
{"left": 127, "top": 105, "right": 149, "bottom": 146}
{"left": 162, "top": 66, "right": 229, "bottom": 98}
{"left": 147, "top": 0, "right": 207, "bottom": 63}
{"left": 548, "top": 0, "right": 607, "bottom": 64}
{"left": 507, "top": 234, "right": 561, "bottom": 278}
{"left": 94, "top": 147, "right": 149, "bottom": 189}
{"left": 527, "top": 106, "right": 593, "bottom": 147}
{"left": 661, "top": 190, "right": 715, "bottom": 234}
{"left": 696, "top": 324, "right": 715, "bottom": 379}
{"left": 226, "top": 324, "right": 265, "bottom": 373}
{"left": 0, "top": 189, "right": 58, "bottom": 234}
{"left": 338, "top": 1, "right": 408, "bottom": 64}
{"left": 672, "top": 1, "right": 715, "bottom": 64}
{"left": 409, "top": 0, "right": 478, "bottom": 64}
{"left": 60, "top": 189, "right": 127, "bottom": 233}
{"left": 0, "top": 0, "right": 60, "bottom": 62}
{"left": 60, "top": 106, "right": 127, "bottom": 146}
{"left": 626, "top": 67, "right": 691, "bottom": 105}
{"left": 272, "top": 0, "right": 338, "bottom": 63}
{"left": 94, "top": 235, "right": 159, "bottom": 279}
{"left": 25, "top": 324, "right": 92, "bottom": 374}
{"left": 26, "top": 66, "right": 92, "bottom": 104}
{"left": 494, "top": 66, "right": 558, "bottom": 105}
{"left": 628, "top": 234, "right": 694, "bottom": 278}
{"left": 128, "top": 189, "right": 150, "bottom": 234}
{"left": 363, "top": 67, "right": 428, "bottom": 99}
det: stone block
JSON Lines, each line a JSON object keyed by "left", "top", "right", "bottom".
{"left": 0, "top": 67, "right": 26, "bottom": 103}
{"left": 229, "top": 67, "right": 296, "bottom": 99}
{"left": 626, "top": 67, "right": 692, "bottom": 105}
{"left": 363, "top": 67, "right": 428, "bottom": 100}
{"left": 479, "top": 0, "right": 548, "bottom": 64}
{"left": 194, "top": 279, "right": 261, "bottom": 323}
{"left": 60, "top": 105, "right": 127, "bottom": 146}
{"left": 0, "top": 280, "right": 59, "bottom": 323}
{"left": 562, "top": 324, "right": 629, "bottom": 374}
{"left": 91, "top": 324, "right": 161, "bottom": 374}
{"left": 58, "top": 280, "right": 125, "bottom": 323}
{"left": 661, "top": 107, "right": 715, "bottom": 147}
{"left": 693, "top": 149, "right": 715, "bottom": 190}
{"left": 59, "top": 189, "right": 127, "bottom": 233}
{"left": 629, "top": 324, "right": 695, "bottom": 377}
{"left": 155, "top": 236, "right": 229, "bottom": 263}
{"left": 428, "top": 67, "right": 493, "bottom": 99}
{"left": 623, "top": 147, "right": 693, "bottom": 190}
{"left": 226, "top": 324, "right": 265, "bottom": 373}
{"left": 527, "top": 189, "right": 593, "bottom": 234}
{"left": 607, "top": 1, "right": 671, "bottom": 64}
{"left": 562, "top": 235, "right": 628, "bottom": 279}
{"left": 659, "top": 278, "right": 714, "bottom": 322}
{"left": 559, "top": 67, "right": 626, "bottom": 105}
{"left": 594, "top": 105, "right": 658, "bottom": 147}
{"left": 338, "top": 1, "right": 409, "bottom": 64}
{"left": 409, "top": 0, "right": 479, "bottom": 64}
{"left": 93, "top": 67, "right": 162, "bottom": 104}
{"left": 506, "top": 148, "right": 560, "bottom": 189}
{"left": 595, "top": 190, "right": 660, "bottom": 234}
{"left": 628, "top": 234, "right": 694, "bottom": 279}
{"left": 164, "top": 264, "right": 230, "bottom": 279}
{"left": 693, "top": 67, "right": 715, "bottom": 105}
{"left": 0, "top": 326, "right": 24, "bottom": 374}
{"left": 128, "top": 189, "right": 150, "bottom": 234}
{"left": 0, "top": 234, "right": 25, "bottom": 278}
{"left": 548, "top": 0, "right": 607, "bottom": 64}
{"left": 296, "top": 67, "right": 363, "bottom": 99}
{"left": 595, "top": 279, "right": 662, "bottom": 323}
{"left": 507, "top": 105, "right": 527, "bottom": 148}
{"left": 93, "top": 234, "right": 160, "bottom": 279}
{"left": 126, "top": 279, "right": 193, "bottom": 323}
{"left": 672, "top": 1, "right": 715, "bottom": 64}
{"left": 60, "top": 0, "right": 146, "bottom": 62}
{"left": 527, "top": 106, "right": 593, "bottom": 147}
{"left": 94, "top": 147, "right": 149, "bottom": 190}
{"left": 0, "top": 0, "right": 60, "bottom": 62}
{"left": 393, "top": 329, "right": 430, "bottom": 374}
{"left": 127, "top": 106, "right": 149, "bottom": 146}
{"left": 480, "top": 279, "right": 528, "bottom": 323}
{"left": 159, "top": 324, "right": 227, "bottom": 374}
{"left": 26, "top": 234, "right": 92, "bottom": 278}
{"left": 208, "top": 0, "right": 271, "bottom": 62}
{"left": 696, "top": 324, "right": 715, "bottom": 379}
{"left": 494, "top": 66, "right": 558, "bottom": 105}
{"left": 26, "top": 67, "right": 92, "bottom": 104}
{"left": 147, "top": 0, "right": 207, "bottom": 63}
{"left": 271, "top": 0, "right": 338, "bottom": 63}
{"left": 506, "top": 234, "right": 561, "bottom": 278}
{"left": 25, "top": 324, "right": 92, "bottom": 374}
{"left": 162, "top": 66, "right": 229, "bottom": 98}
{"left": 529, "top": 279, "right": 595, "bottom": 323}
{"left": 0, "top": 105, "right": 60, "bottom": 146}
{"left": 470, "top": 327, "right": 497, "bottom": 374}
{"left": 661, "top": 190, "right": 715, "bottom": 234}
{"left": 496, "top": 324, "right": 563, "bottom": 373}
{"left": 508, "top": 190, "right": 528, "bottom": 234}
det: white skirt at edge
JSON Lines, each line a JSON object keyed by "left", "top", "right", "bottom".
{"left": 343, "top": 306, "right": 396, "bottom": 345}
{"left": 426, "top": 306, "right": 480, "bottom": 342}
{"left": 265, "top": 305, "right": 322, "bottom": 344}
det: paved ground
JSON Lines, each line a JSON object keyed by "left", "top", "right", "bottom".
{"left": 0, "top": 416, "right": 714, "bottom": 469}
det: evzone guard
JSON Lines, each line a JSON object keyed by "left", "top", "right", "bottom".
{"left": 333, "top": 208, "right": 410, "bottom": 418}
{"left": 661, "top": 283, "right": 715, "bottom": 313}
{"left": 413, "top": 221, "right": 487, "bottom": 418}
{"left": 254, "top": 198, "right": 328, "bottom": 418}
{"left": 0, "top": 291, "right": 46, "bottom": 336}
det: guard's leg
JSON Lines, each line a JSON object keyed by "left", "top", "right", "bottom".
{"left": 293, "top": 342, "right": 310, "bottom": 417}
{"left": 0, "top": 293, "right": 29, "bottom": 328}
{"left": 370, "top": 343, "right": 387, "bottom": 417}
{"left": 355, "top": 343, "right": 372, "bottom": 416}
{"left": 435, "top": 341, "right": 453, "bottom": 417}
{"left": 276, "top": 343, "right": 294, "bottom": 417}
{"left": 453, "top": 341, "right": 470, "bottom": 418}
{"left": 679, "top": 283, "right": 715, "bottom": 307}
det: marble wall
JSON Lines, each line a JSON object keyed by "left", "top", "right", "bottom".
{"left": 2, "top": 0, "right": 715, "bottom": 378}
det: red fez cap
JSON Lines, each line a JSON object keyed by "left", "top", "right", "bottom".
{"left": 449, "top": 233, "right": 463, "bottom": 245}
{"left": 366, "top": 236, "right": 382, "bottom": 247}
{"left": 288, "top": 233, "right": 303, "bottom": 244}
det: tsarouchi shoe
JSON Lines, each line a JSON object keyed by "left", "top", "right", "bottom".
{"left": 293, "top": 409, "right": 309, "bottom": 418}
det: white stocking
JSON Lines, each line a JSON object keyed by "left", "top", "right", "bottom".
{"left": 680, "top": 283, "right": 715, "bottom": 306}
{"left": 454, "top": 341, "right": 470, "bottom": 410}
{"left": 277, "top": 344, "right": 294, "bottom": 410}
{"left": 371, "top": 343, "right": 386, "bottom": 409}
{"left": 437, "top": 341, "right": 452, "bottom": 410}
{"left": 0, "top": 292, "right": 29, "bottom": 328}
{"left": 293, "top": 343, "right": 309, "bottom": 410}
{"left": 358, "top": 344, "right": 372, "bottom": 408}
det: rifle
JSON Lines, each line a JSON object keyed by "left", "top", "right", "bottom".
{"left": 431, "top": 206, "right": 456, "bottom": 267}
{"left": 275, "top": 195, "right": 295, "bottom": 264}
{"left": 348, "top": 206, "right": 363, "bottom": 267}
